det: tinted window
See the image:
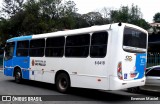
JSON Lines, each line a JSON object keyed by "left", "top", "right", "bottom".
{"left": 123, "top": 27, "right": 147, "bottom": 49}
{"left": 90, "top": 31, "right": 108, "bottom": 58}
{"left": 30, "top": 39, "right": 45, "bottom": 57}
{"left": 146, "top": 68, "right": 160, "bottom": 76}
{"left": 66, "top": 34, "right": 90, "bottom": 46}
{"left": 46, "top": 37, "right": 65, "bottom": 57}
{"left": 30, "top": 39, "right": 45, "bottom": 48}
{"left": 65, "top": 34, "right": 90, "bottom": 57}
{"left": 145, "top": 68, "right": 151, "bottom": 74}
{"left": 16, "top": 41, "right": 29, "bottom": 56}
{"left": 4, "top": 42, "right": 15, "bottom": 60}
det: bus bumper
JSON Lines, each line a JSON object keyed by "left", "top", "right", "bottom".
{"left": 109, "top": 76, "right": 146, "bottom": 90}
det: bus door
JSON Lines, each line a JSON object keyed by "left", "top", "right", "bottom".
{"left": 4, "top": 42, "right": 15, "bottom": 76}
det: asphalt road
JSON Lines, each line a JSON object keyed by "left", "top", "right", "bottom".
{"left": 0, "top": 71, "right": 160, "bottom": 104}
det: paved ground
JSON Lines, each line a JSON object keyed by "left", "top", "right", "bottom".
{"left": 0, "top": 71, "right": 160, "bottom": 104}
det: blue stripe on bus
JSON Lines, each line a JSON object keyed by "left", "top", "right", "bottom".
{"left": 12, "top": 57, "right": 30, "bottom": 80}
{"left": 4, "top": 67, "right": 14, "bottom": 76}
{"left": 7, "top": 36, "right": 32, "bottom": 42}
{"left": 134, "top": 53, "right": 146, "bottom": 80}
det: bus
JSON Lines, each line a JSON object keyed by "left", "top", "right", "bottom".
{"left": 3, "top": 23, "right": 148, "bottom": 93}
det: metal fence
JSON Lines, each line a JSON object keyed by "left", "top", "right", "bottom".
{"left": 147, "top": 52, "right": 160, "bottom": 67}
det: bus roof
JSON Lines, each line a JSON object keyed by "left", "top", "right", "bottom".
{"left": 7, "top": 23, "right": 147, "bottom": 42}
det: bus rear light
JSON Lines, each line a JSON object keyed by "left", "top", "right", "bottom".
{"left": 117, "top": 62, "right": 123, "bottom": 80}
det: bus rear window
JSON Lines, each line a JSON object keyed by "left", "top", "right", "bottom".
{"left": 123, "top": 27, "right": 147, "bottom": 52}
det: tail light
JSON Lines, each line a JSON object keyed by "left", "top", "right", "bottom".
{"left": 117, "top": 62, "right": 123, "bottom": 80}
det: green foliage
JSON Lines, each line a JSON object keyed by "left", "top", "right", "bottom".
{"left": 0, "top": 1, "right": 151, "bottom": 46}
{"left": 153, "top": 12, "right": 160, "bottom": 23}
{"left": 109, "top": 4, "right": 150, "bottom": 30}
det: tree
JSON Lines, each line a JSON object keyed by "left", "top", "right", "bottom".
{"left": 81, "top": 12, "right": 104, "bottom": 26}
{"left": 109, "top": 4, "right": 150, "bottom": 29}
{"left": 153, "top": 13, "right": 160, "bottom": 23}
{"left": 0, "top": 0, "right": 151, "bottom": 46}
{"left": 1, "top": 0, "right": 24, "bottom": 18}
{"left": 39, "top": 0, "right": 62, "bottom": 19}
{"left": 99, "top": 7, "right": 111, "bottom": 24}
{"left": 56, "top": 0, "right": 78, "bottom": 29}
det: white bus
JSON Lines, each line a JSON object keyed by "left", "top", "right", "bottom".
{"left": 4, "top": 23, "right": 148, "bottom": 93}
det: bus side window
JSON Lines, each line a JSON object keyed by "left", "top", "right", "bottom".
{"left": 16, "top": 40, "right": 29, "bottom": 56}
{"left": 65, "top": 34, "right": 90, "bottom": 57}
{"left": 90, "top": 31, "right": 108, "bottom": 58}
{"left": 29, "top": 39, "right": 45, "bottom": 57}
{"left": 4, "top": 42, "right": 15, "bottom": 60}
{"left": 45, "top": 36, "right": 65, "bottom": 57}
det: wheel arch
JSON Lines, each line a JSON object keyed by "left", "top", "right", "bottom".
{"left": 13, "top": 66, "right": 22, "bottom": 77}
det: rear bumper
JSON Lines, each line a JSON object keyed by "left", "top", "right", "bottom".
{"left": 109, "top": 76, "right": 145, "bottom": 90}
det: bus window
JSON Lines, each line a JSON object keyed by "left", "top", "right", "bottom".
{"left": 16, "top": 40, "right": 29, "bottom": 56}
{"left": 46, "top": 36, "right": 65, "bottom": 57}
{"left": 4, "top": 42, "right": 15, "bottom": 60}
{"left": 65, "top": 34, "right": 90, "bottom": 57}
{"left": 29, "top": 39, "right": 45, "bottom": 57}
{"left": 123, "top": 27, "right": 147, "bottom": 52}
{"left": 90, "top": 31, "right": 108, "bottom": 58}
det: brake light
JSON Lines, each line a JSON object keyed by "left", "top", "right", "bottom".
{"left": 117, "top": 62, "right": 123, "bottom": 80}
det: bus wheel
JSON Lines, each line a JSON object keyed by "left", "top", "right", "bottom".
{"left": 15, "top": 69, "right": 22, "bottom": 83}
{"left": 56, "top": 73, "right": 70, "bottom": 93}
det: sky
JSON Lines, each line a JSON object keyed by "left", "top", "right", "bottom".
{"left": 72, "top": 0, "right": 159, "bottom": 23}
{"left": 0, "top": 0, "right": 159, "bottom": 23}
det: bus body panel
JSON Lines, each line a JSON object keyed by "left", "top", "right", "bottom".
{"left": 121, "top": 53, "right": 146, "bottom": 81}
{"left": 134, "top": 53, "right": 146, "bottom": 79}
{"left": 109, "top": 76, "right": 145, "bottom": 90}
{"left": 108, "top": 24, "right": 147, "bottom": 90}
{"left": 4, "top": 59, "right": 14, "bottom": 76}
{"left": 12, "top": 56, "right": 30, "bottom": 79}
{"left": 30, "top": 57, "right": 110, "bottom": 90}
{"left": 7, "top": 36, "right": 32, "bottom": 42}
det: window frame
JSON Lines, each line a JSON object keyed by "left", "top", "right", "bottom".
{"left": 90, "top": 31, "right": 108, "bottom": 58}
{"left": 123, "top": 26, "right": 147, "bottom": 53}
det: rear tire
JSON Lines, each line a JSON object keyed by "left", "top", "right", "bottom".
{"left": 56, "top": 73, "right": 70, "bottom": 93}
{"left": 14, "top": 69, "right": 22, "bottom": 83}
